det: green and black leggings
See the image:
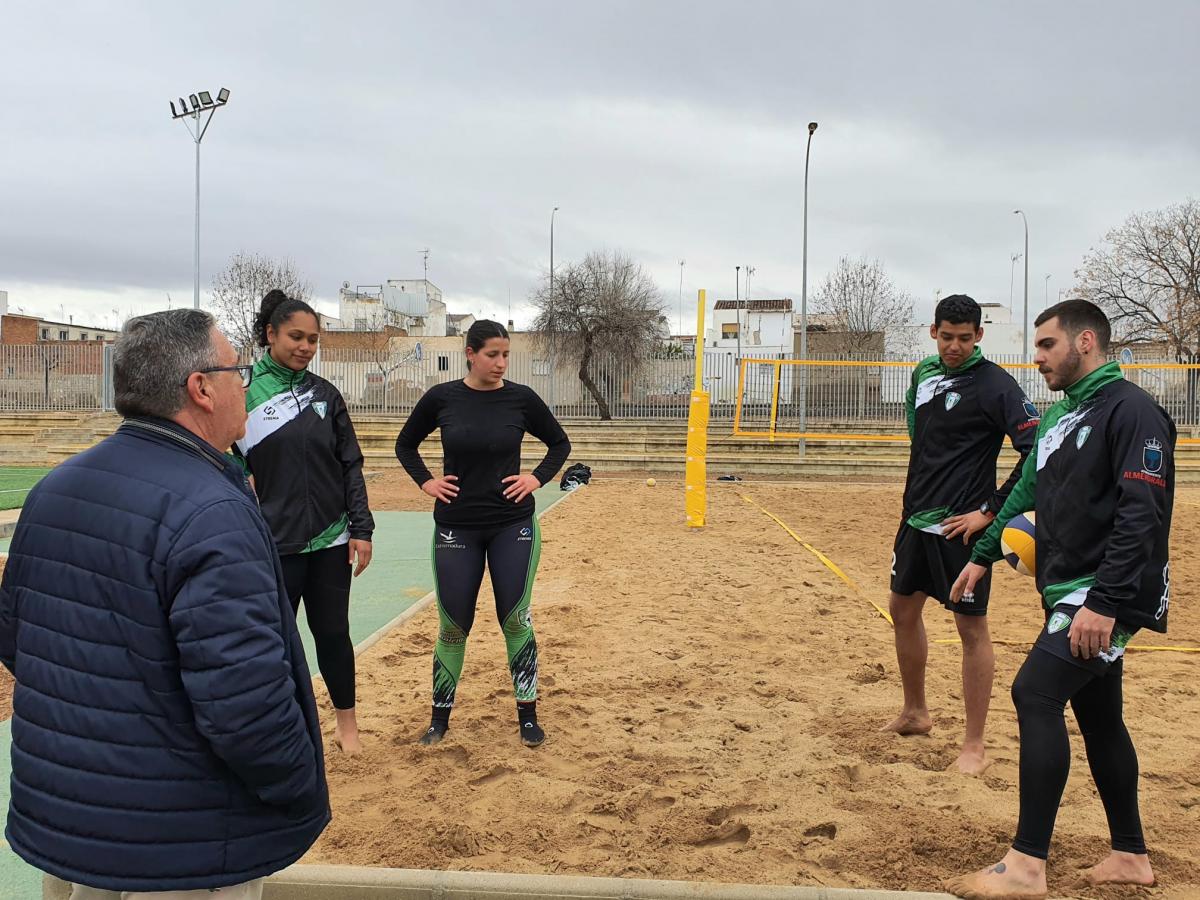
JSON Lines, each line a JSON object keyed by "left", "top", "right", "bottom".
{"left": 430, "top": 517, "right": 541, "bottom": 709}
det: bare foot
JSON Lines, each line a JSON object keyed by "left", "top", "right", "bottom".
{"left": 954, "top": 742, "right": 992, "bottom": 776}
{"left": 945, "top": 850, "right": 1046, "bottom": 899}
{"left": 1082, "top": 851, "right": 1154, "bottom": 887}
{"left": 334, "top": 708, "right": 362, "bottom": 756}
{"left": 881, "top": 710, "right": 933, "bottom": 735}
{"left": 335, "top": 728, "right": 363, "bottom": 756}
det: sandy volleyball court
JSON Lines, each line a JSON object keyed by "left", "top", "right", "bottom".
{"left": 304, "top": 476, "right": 1200, "bottom": 897}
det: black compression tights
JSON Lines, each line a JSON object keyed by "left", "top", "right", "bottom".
{"left": 281, "top": 545, "right": 355, "bottom": 710}
{"left": 1010, "top": 648, "right": 1145, "bottom": 859}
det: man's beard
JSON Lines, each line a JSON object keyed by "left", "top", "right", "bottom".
{"left": 1048, "top": 345, "right": 1084, "bottom": 390}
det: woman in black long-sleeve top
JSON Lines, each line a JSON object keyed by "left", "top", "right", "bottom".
{"left": 395, "top": 320, "right": 570, "bottom": 748}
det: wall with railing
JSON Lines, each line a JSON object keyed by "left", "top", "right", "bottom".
{"left": 3, "top": 343, "right": 1199, "bottom": 429}
{"left": 0, "top": 344, "right": 107, "bottom": 411}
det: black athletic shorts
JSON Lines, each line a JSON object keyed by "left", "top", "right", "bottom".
{"left": 1033, "top": 605, "right": 1138, "bottom": 675}
{"left": 890, "top": 521, "right": 992, "bottom": 616}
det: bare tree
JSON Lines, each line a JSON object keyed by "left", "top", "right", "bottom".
{"left": 210, "top": 252, "right": 312, "bottom": 354}
{"left": 1076, "top": 199, "right": 1200, "bottom": 360}
{"left": 35, "top": 343, "right": 64, "bottom": 407}
{"left": 813, "top": 256, "right": 914, "bottom": 355}
{"left": 362, "top": 306, "right": 411, "bottom": 382}
{"left": 531, "top": 250, "right": 666, "bottom": 419}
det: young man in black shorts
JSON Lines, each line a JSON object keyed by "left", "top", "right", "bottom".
{"left": 947, "top": 299, "right": 1172, "bottom": 898}
{"left": 884, "top": 294, "right": 1039, "bottom": 775}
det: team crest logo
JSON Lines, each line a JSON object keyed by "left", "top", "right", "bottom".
{"left": 312, "top": 401, "right": 327, "bottom": 420}
{"left": 1047, "top": 611, "right": 1072, "bottom": 634}
{"left": 1075, "top": 426, "right": 1092, "bottom": 450}
{"left": 1023, "top": 399, "right": 1040, "bottom": 420}
{"left": 944, "top": 392, "right": 961, "bottom": 411}
{"left": 1142, "top": 437, "right": 1163, "bottom": 474}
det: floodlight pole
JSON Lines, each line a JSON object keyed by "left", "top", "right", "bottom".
{"left": 171, "top": 89, "right": 230, "bottom": 309}
{"left": 1014, "top": 209, "right": 1029, "bottom": 366}
{"left": 799, "top": 121, "right": 818, "bottom": 457}
{"left": 549, "top": 206, "right": 558, "bottom": 413}
{"left": 735, "top": 265, "right": 741, "bottom": 362}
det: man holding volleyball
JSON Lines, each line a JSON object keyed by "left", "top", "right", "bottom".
{"left": 884, "top": 294, "right": 1039, "bottom": 776}
{"left": 948, "top": 299, "right": 1174, "bottom": 898}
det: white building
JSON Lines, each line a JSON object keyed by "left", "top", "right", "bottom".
{"left": 703, "top": 299, "right": 796, "bottom": 404}
{"left": 705, "top": 298, "right": 794, "bottom": 355}
{"left": 885, "top": 302, "right": 1028, "bottom": 361}
{"left": 333, "top": 279, "right": 450, "bottom": 337}
{"left": 447, "top": 313, "right": 476, "bottom": 337}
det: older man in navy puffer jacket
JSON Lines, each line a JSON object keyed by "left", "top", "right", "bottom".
{"left": 0, "top": 310, "right": 329, "bottom": 899}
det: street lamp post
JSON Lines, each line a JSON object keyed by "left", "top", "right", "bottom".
{"left": 169, "top": 88, "right": 230, "bottom": 309}
{"left": 745, "top": 265, "right": 755, "bottom": 351}
{"left": 735, "top": 265, "right": 741, "bottom": 362}
{"left": 799, "top": 121, "right": 818, "bottom": 456}
{"left": 678, "top": 259, "right": 686, "bottom": 338}
{"left": 549, "top": 206, "right": 559, "bottom": 412}
{"left": 1044, "top": 274, "right": 1052, "bottom": 310}
{"left": 1014, "top": 209, "right": 1030, "bottom": 365}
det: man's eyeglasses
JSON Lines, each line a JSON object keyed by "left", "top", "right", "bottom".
{"left": 184, "top": 365, "right": 254, "bottom": 388}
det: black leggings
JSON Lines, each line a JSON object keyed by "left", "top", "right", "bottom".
{"left": 281, "top": 545, "right": 355, "bottom": 710}
{"left": 1011, "top": 647, "right": 1145, "bottom": 859}
{"left": 430, "top": 518, "right": 540, "bottom": 709}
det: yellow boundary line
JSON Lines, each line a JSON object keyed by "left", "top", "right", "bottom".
{"left": 737, "top": 493, "right": 893, "bottom": 624}
{"left": 734, "top": 430, "right": 910, "bottom": 441}
{"left": 738, "top": 493, "right": 1199, "bottom": 656}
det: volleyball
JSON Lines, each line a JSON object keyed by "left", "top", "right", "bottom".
{"left": 1000, "top": 511, "right": 1036, "bottom": 577}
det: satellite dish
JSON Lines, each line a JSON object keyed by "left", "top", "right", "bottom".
{"left": 413, "top": 342, "right": 423, "bottom": 362}
{"left": 342, "top": 280, "right": 350, "bottom": 289}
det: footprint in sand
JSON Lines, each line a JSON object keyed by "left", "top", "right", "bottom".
{"left": 691, "top": 821, "right": 751, "bottom": 847}
{"left": 468, "top": 765, "right": 513, "bottom": 788}
{"left": 850, "top": 662, "right": 887, "bottom": 684}
{"left": 803, "top": 822, "right": 837, "bottom": 840}
{"left": 705, "top": 804, "right": 753, "bottom": 824}
{"left": 423, "top": 744, "right": 469, "bottom": 766}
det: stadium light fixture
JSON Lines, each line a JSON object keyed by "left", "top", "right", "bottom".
{"left": 168, "top": 86, "right": 232, "bottom": 309}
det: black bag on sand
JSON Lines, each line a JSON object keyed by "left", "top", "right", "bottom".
{"left": 560, "top": 463, "right": 593, "bottom": 491}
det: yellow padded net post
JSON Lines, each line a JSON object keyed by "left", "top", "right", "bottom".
{"left": 685, "top": 289, "right": 709, "bottom": 528}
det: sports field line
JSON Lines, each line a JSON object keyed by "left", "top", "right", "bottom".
{"left": 351, "top": 488, "right": 578, "bottom": 659}
{"left": 735, "top": 495, "right": 1200, "bottom": 658}
{"left": 736, "top": 493, "right": 894, "bottom": 626}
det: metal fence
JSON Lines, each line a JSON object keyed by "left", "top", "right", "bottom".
{"left": 3, "top": 343, "right": 1200, "bottom": 428}
{"left": 311, "top": 348, "right": 759, "bottom": 419}
{"left": 734, "top": 354, "right": 1200, "bottom": 434}
{"left": 0, "top": 343, "right": 107, "bottom": 411}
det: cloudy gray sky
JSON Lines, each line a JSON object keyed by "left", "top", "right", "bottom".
{"left": 2, "top": 1, "right": 1197, "bottom": 334}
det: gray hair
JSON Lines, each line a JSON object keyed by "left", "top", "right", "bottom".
{"left": 113, "top": 309, "right": 218, "bottom": 418}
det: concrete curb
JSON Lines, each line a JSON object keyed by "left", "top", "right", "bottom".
{"left": 45, "top": 867, "right": 953, "bottom": 899}
{"left": 0, "top": 509, "right": 20, "bottom": 540}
